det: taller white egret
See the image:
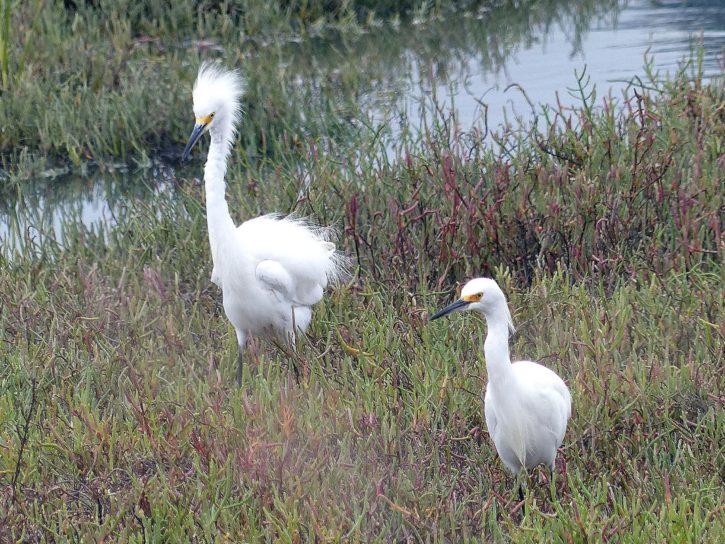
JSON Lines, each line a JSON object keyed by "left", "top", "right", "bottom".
{"left": 431, "top": 278, "right": 571, "bottom": 477}
{"left": 182, "top": 62, "right": 346, "bottom": 385}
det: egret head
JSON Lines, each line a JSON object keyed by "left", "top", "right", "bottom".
{"left": 430, "top": 277, "right": 515, "bottom": 333}
{"left": 182, "top": 62, "right": 245, "bottom": 161}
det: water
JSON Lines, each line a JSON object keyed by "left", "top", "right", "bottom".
{"left": 358, "top": 0, "right": 725, "bottom": 135}
{"left": 2, "top": 0, "right": 723, "bottom": 251}
{"left": 0, "top": 166, "right": 177, "bottom": 255}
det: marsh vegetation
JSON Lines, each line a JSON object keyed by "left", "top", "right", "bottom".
{"left": 1, "top": 0, "right": 723, "bottom": 541}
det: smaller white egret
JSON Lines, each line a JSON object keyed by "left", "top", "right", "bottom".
{"left": 182, "top": 62, "right": 346, "bottom": 385}
{"left": 431, "top": 278, "right": 571, "bottom": 482}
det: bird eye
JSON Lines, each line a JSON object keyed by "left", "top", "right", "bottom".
{"left": 210, "top": 112, "right": 215, "bottom": 119}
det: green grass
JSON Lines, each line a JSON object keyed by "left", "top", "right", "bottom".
{"left": 1, "top": 0, "right": 724, "bottom": 541}
{"left": 2, "top": 72, "right": 724, "bottom": 539}
{"left": 1, "top": 246, "right": 722, "bottom": 540}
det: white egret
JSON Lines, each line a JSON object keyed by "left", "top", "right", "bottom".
{"left": 182, "top": 62, "right": 346, "bottom": 385}
{"left": 431, "top": 278, "right": 571, "bottom": 481}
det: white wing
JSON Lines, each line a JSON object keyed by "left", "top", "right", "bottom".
{"left": 237, "top": 214, "right": 345, "bottom": 306}
{"left": 255, "top": 260, "right": 293, "bottom": 300}
{"left": 513, "top": 361, "right": 571, "bottom": 447}
{"left": 255, "top": 259, "right": 324, "bottom": 306}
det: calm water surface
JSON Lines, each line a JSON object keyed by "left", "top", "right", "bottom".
{"left": 349, "top": 0, "right": 724, "bottom": 141}
{"left": 2, "top": 0, "right": 723, "bottom": 250}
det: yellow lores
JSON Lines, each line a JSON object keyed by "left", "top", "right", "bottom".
{"left": 195, "top": 113, "right": 214, "bottom": 125}
{"left": 462, "top": 292, "right": 482, "bottom": 303}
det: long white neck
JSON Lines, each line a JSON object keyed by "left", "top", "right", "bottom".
{"left": 482, "top": 304, "right": 514, "bottom": 387}
{"left": 203, "top": 124, "right": 236, "bottom": 267}
{"left": 481, "top": 300, "right": 528, "bottom": 468}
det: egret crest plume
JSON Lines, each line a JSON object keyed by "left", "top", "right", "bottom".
{"left": 193, "top": 61, "right": 245, "bottom": 120}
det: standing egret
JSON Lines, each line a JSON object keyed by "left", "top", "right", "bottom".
{"left": 431, "top": 278, "right": 571, "bottom": 482}
{"left": 182, "top": 62, "right": 346, "bottom": 385}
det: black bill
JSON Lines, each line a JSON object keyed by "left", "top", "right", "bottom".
{"left": 430, "top": 299, "right": 471, "bottom": 321}
{"left": 181, "top": 122, "right": 206, "bottom": 162}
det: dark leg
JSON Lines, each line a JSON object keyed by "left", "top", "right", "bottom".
{"left": 290, "top": 354, "right": 301, "bottom": 383}
{"left": 518, "top": 483, "right": 526, "bottom": 516}
{"left": 288, "top": 328, "right": 301, "bottom": 383}
{"left": 549, "top": 464, "right": 557, "bottom": 500}
{"left": 518, "top": 472, "right": 527, "bottom": 515}
{"left": 236, "top": 348, "right": 244, "bottom": 386}
{"left": 234, "top": 330, "right": 247, "bottom": 387}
